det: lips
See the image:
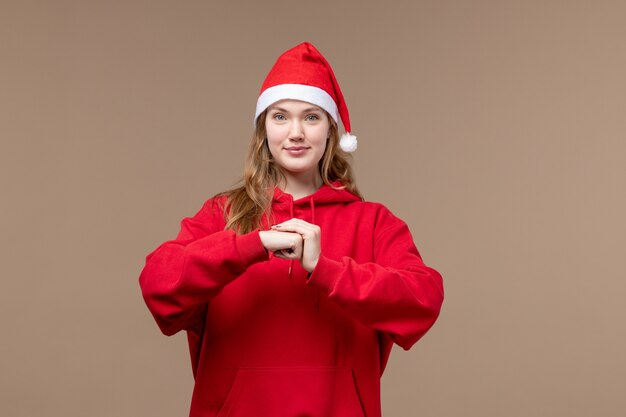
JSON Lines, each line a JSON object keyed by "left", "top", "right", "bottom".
{"left": 284, "top": 146, "right": 310, "bottom": 156}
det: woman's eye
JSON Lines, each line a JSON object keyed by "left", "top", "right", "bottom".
{"left": 306, "top": 114, "right": 319, "bottom": 121}
{"left": 273, "top": 114, "right": 286, "bottom": 121}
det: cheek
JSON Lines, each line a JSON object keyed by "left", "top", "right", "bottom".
{"left": 310, "top": 125, "right": 330, "bottom": 145}
{"left": 266, "top": 124, "right": 286, "bottom": 142}
{"left": 265, "top": 126, "right": 281, "bottom": 148}
{"left": 266, "top": 139, "right": 281, "bottom": 158}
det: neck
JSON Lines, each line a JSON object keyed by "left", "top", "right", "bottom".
{"left": 278, "top": 170, "right": 323, "bottom": 200}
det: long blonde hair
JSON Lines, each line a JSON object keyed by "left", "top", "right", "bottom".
{"left": 211, "top": 109, "right": 363, "bottom": 234}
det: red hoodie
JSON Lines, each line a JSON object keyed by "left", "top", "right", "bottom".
{"left": 139, "top": 180, "right": 444, "bottom": 417}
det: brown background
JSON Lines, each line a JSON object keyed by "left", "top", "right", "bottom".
{"left": 1, "top": 1, "right": 625, "bottom": 416}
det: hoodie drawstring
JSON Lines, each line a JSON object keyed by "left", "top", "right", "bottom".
{"left": 288, "top": 200, "right": 294, "bottom": 280}
{"left": 310, "top": 197, "right": 319, "bottom": 313}
{"left": 286, "top": 194, "right": 319, "bottom": 313}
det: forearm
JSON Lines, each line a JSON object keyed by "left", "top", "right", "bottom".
{"left": 139, "top": 229, "right": 269, "bottom": 335}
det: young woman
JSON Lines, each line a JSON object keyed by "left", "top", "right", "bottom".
{"left": 139, "top": 42, "right": 444, "bottom": 417}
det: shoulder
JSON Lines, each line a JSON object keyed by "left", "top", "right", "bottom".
{"left": 347, "top": 199, "right": 408, "bottom": 230}
{"left": 353, "top": 199, "right": 401, "bottom": 216}
{"left": 182, "top": 193, "right": 229, "bottom": 232}
{"left": 199, "top": 193, "right": 229, "bottom": 217}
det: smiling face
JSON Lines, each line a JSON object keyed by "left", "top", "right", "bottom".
{"left": 265, "top": 99, "right": 331, "bottom": 182}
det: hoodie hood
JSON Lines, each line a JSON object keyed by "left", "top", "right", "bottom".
{"left": 272, "top": 179, "right": 362, "bottom": 207}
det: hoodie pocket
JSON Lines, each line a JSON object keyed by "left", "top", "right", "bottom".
{"left": 216, "top": 366, "right": 365, "bottom": 417}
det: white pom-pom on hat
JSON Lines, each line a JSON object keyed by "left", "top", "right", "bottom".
{"left": 254, "top": 42, "right": 358, "bottom": 152}
{"left": 340, "top": 133, "right": 358, "bottom": 152}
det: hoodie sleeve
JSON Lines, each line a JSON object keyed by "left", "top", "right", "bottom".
{"left": 138, "top": 198, "right": 270, "bottom": 336}
{"left": 305, "top": 205, "right": 444, "bottom": 351}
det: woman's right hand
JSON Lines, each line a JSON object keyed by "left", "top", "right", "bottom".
{"left": 259, "top": 230, "right": 303, "bottom": 260}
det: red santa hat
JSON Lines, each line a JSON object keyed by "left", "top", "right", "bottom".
{"left": 254, "top": 42, "right": 358, "bottom": 153}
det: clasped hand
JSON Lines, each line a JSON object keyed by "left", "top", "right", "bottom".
{"left": 259, "top": 218, "right": 320, "bottom": 273}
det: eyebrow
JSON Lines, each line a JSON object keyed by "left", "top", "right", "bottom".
{"left": 268, "top": 106, "right": 323, "bottom": 113}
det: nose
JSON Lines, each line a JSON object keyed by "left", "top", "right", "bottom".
{"left": 288, "top": 120, "right": 304, "bottom": 140}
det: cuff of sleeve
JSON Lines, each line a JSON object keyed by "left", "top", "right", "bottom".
{"left": 235, "top": 228, "right": 270, "bottom": 265}
{"left": 305, "top": 254, "right": 343, "bottom": 295}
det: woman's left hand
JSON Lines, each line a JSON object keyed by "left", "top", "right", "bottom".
{"left": 271, "top": 218, "right": 321, "bottom": 273}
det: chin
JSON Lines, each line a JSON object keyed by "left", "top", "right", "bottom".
{"left": 278, "top": 163, "right": 316, "bottom": 173}
{"left": 285, "top": 166, "right": 313, "bottom": 174}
